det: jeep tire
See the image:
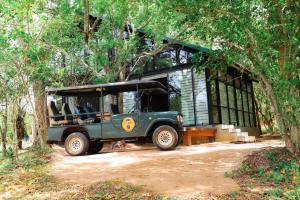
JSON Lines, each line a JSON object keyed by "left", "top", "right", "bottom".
{"left": 152, "top": 125, "right": 178, "bottom": 150}
{"left": 87, "top": 142, "right": 103, "bottom": 154}
{"left": 65, "top": 132, "right": 89, "bottom": 156}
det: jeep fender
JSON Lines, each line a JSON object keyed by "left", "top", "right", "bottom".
{"left": 61, "top": 126, "right": 90, "bottom": 141}
{"left": 144, "top": 118, "right": 179, "bottom": 137}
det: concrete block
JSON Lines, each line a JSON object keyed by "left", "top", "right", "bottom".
{"left": 215, "top": 133, "right": 238, "bottom": 142}
{"left": 229, "top": 128, "right": 241, "bottom": 133}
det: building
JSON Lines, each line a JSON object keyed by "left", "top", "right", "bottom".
{"left": 129, "top": 36, "right": 260, "bottom": 136}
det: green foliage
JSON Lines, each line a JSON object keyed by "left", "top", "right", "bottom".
{"left": 263, "top": 151, "right": 300, "bottom": 186}
{"left": 0, "top": 145, "right": 52, "bottom": 172}
{"left": 256, "top": 166, "right": 265, "bottom": 177}
{"left": 225, "top": 148, "right": 300, "bottom": 199}
{"left": 158, "top": 0, "right": 300, "bottom": 145}
{"left": 240, "top": 162, "right": 251, "bottom": 173}
{"left": 265, "top": 188, "right": 300, "bottom": 200}
{"left": 227, "top": 191, "right": 238, "bottom": 199}
{"left": 224, "top": 171, "right": 236, "bottom": 178}
{"left": 29, "top": 144, "right": 53, "bottom": 156}
{"left": 265, "top": 188, "right": 285, "bottom": 199}
{"left": 4, "top": 147, "right": 14, "bottom": 159}
{"left": 0, "top": 146, "right": 63, "bottom": 199}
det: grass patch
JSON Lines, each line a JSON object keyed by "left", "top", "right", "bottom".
{"left": 61, "top": 180, "right": 175, "bottom": 200}
{"left": 218, "top": 147, "right": 300, "bottom": 200}
{"left": 0, "top": 146, "right": 67, "bottom": 200}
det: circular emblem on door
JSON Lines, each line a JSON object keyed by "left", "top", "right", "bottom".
{"left": 121, "top": 117, "right": 135, "bottom": 133}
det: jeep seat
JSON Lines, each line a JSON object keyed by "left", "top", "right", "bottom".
{"left": 62, "top": 103, "right": 74, "bottom": 124}
{"left": 48, "top": 101, "right": 68, "bottom": 126}
{"left": 83, "top": 105, "right": 96, "bottom": 120}
{"left": 74, "top": 106, "right": 94, "bottom": 125}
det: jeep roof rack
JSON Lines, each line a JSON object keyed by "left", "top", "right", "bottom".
{"left": 46, "top": 80, "right": 167, "bottom": 96}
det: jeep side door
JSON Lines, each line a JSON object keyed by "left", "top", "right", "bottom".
{"left": 101, "top": 113, "right": 142, "bottom": 138}
{"left": 101, "top": 91, "right": 144, "bottom": 139}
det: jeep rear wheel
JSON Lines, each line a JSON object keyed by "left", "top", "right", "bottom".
{"left": 152, "top": 125, "right": 178, "bottom": 150}
{"left": 65, "top": 132, "right": 89, "bottom": 156}
{"left": 87, "top": 142, "right": 103, "bottom": 154}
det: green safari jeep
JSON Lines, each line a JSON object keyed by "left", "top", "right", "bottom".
{"left": 46, "top": 80, "right": 183, "bottom": 156}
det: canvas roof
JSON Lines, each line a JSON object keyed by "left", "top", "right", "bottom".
{"left": 46, "top": 80, "right": 167, "bottom": 96}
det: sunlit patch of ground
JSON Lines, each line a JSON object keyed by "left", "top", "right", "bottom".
{"left": 51, "top": 139, "right": 284, "bottom": 199}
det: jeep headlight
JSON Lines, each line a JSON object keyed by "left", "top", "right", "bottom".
{"left": 177, "top": 115, "right": 183, "bottom": 123}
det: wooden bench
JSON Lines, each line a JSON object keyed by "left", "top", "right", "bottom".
{"left": 182, "top": 127, "right": 217, "bottom": 146}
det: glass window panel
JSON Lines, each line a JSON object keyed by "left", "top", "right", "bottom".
{"left": 227, "top": 74, "right": 233, "bottom": 85}
{"left": 244, "top": 112, "right": 250, "bottom": 127}
{"left": 248, "top": 83, "right": 253, "bottom": 94}
{"left": 241, "top": 80, "right": 247, "bottom": 91}
{"left": 123, "top": 92, "right": 136, "bottom": 113}
{"left": 210, "top": 80, "right": 218, "bottom": 105}
{"left": 219, "top": 82, "right": 227, "bottom": 107}
{"left": 228, "top": 85, "right": 235, "bottom": 109}
{"left": 209, "top": 69, "right": 218, "bottom": 79}
{"left": 237, "top": 89, "right": 243, "bottom": 110}
{"left": 145, "top": 39, "right": 153, "bottom": 49}
{"left": 218, "top": 71, "right": 226, "bottom": 81}
{"left": 235, "top": 78, "right": 241, "bottom": 89}
{"left": 179, "top": 50, "right": 187, "bottom": 64}
{"left": 102, "top": 95, "right": 111, "bottom": 113}
{"left": 221, "top": 107, "right": 229, "bottom": 124}
{"left": 238, "top": 111, "right": 244, "bottom": 126}
{"left": 248, "top": 93, "right": 253, "bottom": 112}
{"left": 193, "top": 70, "right": 209, "bottom": 125}
{"left": 230, "top": 109, "right": 237, "bottom": 125}
{"left": 212, "top": 106, "right": 220, "bottom": 124}
{"left": 243, "top": 91, "right": 249, "bottom": 112}
{"left": 169, "top": 69, "right": 195, "bottom": 126}
{"left": 250, "top": 113, "right": 255, "bottom": 127}
{"left": 187, "top": 52, "right": 193, "bottom": 63}
{"left": 157, "top": 50, "right": 176, "bottom": 67}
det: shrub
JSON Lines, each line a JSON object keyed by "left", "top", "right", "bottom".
{"left": 240, "top": 162, "right": 251, "bottom": 173}
{"left": 223, "top": 148, "right": 300, "bottom": 200}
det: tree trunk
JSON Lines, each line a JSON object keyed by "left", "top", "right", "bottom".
{"left": 16, "top": 107, "right": 26, "bottom": 149}
{"left": 285, "top": 119, "right": 300, "bottom": 153}
{"left": 118, "top": 70, "right": 126, "bottom": 113}
{"left": 12, "top": 103, "right": 18, "bottom": 164}
{"left": 33, "top": 81, "right": 48, "bottom": 146}
{"left": 83, "top": 0, "right": 90, "bottom": 45}
{"left": 277, "top": 41, "right": 300, "bottom": 153}
{"left": 257, "top": 74, "right": 285, "bottom": 132}
{"left": 254, "top": 97, "right": 262, "bottom": 134}
{"left": 83, "top": 0, "right": 91, "bottom": 71}
{"left": 0, "top": 96, "right": 8, "bottom": 156}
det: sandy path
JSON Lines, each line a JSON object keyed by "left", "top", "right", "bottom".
{"left": 50, "top": 139, "right": 284, "bottom": 199}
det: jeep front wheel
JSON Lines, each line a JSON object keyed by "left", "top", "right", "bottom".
{"left": 65, "top": 132, "right": 89, "bottom": 156}
{"left": 152, "top": 125, "right": 178, "bottom": 150}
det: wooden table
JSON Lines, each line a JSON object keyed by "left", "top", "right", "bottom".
{"left": 182, "top": 127, "right": 217, "bottom": 146}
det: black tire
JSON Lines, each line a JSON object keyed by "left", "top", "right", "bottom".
{"left": 87, "top": 142, "right": 103, "bottom": 154}
{"left": 65, "top": 132, "right": 89, "bottom": 156}
{"left": 152, "top": 125, "right": 179, "bottom": 150}
{"left": 176, "top": 131, "right": 183, "bottom": 146}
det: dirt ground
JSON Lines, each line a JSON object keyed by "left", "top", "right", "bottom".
{"left": 50, "top": 139, "right": 284, "bottom": 199}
